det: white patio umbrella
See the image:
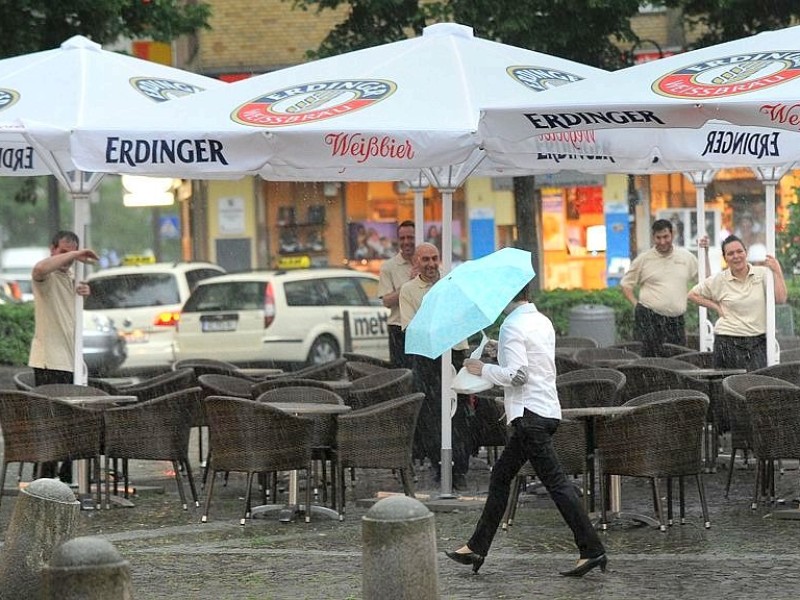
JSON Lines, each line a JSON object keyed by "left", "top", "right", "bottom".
{"left": 70, "top": 21, "right": 610, "bottom": 497}
{"left": 0, "top": 35, "right": 226, "bottom": 382}
{"left": 481, "top": 25, "right": 800, "bottom": 364}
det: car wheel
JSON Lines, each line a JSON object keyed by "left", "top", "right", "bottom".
{"left": 307, "top": 335, "right": 339, "bottom": 365}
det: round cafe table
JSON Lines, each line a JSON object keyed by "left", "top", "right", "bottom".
{"left": 252, "top": 402, "right": 352, "bottom": 522}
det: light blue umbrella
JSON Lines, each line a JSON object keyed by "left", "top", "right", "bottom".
{"left": 405, "top": 247, "right": 535, "bottom": 358}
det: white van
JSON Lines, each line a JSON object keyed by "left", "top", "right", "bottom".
{"left": 175, "top": 268, "right": 390, "bottom": 365}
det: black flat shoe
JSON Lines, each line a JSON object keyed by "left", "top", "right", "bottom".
{"left": 560, "top": 554, "right": 608, "bottom": 577}
{"left": 445, "top": 550, "right": 485, "bottom": 574}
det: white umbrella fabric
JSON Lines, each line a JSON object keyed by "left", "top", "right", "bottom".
{"left": 0, "top": 35, "right": 226, "bottom": 381}
{"left": 68, "top": 22, "right": 609, "bottom": 497}
{"left": 480, "top": 25, "right": 800, "bottom": 364}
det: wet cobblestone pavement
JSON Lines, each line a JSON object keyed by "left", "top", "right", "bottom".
{"left": 2, "top": 368, "right": 800, "bottom": 598}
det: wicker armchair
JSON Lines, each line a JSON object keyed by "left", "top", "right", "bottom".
{"left": 751, "top": 361, "right": 800, "bottom": 386}
{"left": 780, "top": 348, "right": 800, "bottom": 363}
{"left": 744, "top": 386, "right": 800, "bottom": 510}
{"left": 173, "top": 358, "right": 269, "bottom": 382}
{"left": 12, "top": 370, "right": 35, "bottom": 391}
{"left": 611, "top": 341, "right": 644, "bottom": 354}
{"left": 104, "top": 368, "right": 197, "bottom": 402}
{"left": 202, "top": 396, "right": 314, "bottom": 525}
{"left": 502, "top": 417, "right": 588, "bottom": 529}
{"left": 251, "top": 378, "right": 339, "bottom": 398}
{"left": 556, "top": 368, "right": 626, "bottom": 408}
{"left": 336, "top": 393, "right": 424, "bottom": 518}
{"left": 345, "top": 360, "right": 387, "bottom": 380}
{"left": 629, "top": 357, "right": 698, "bottom": 370}
{"left": 596, "top": 391, "right": 711, "bottom": 530}
{"left": 346, "top": 368, "right": 414, "bottom": 410}
{"left": 554, "top": 355, "right": 592, "bottom": 375}
{"left": 32, "top": 383, "right": 110, "bottom": 398}
{"left": 198, "top": 373, "right": 254, "bottom": 399}
{"left": 103, "top": 387, "right": 203, "bottom": 510}
{"left": 616, "top": 364, "right": 709, "bottom": 404}
{"left": 471, "top": 391, "right": 507, "bottom": 465}
{"left": 0, "top": 391, "right": 104, "bottom": 507}
{"left": 672, "top": 351, "right": 715, "bottom": 368}
{"left": 575, "top": 347, "right": 640, "bottom": 367}
{"left": 255, "top": 386, "right": 344, "bottom": 505}
{"left": 556, "top": 336, "right": 599, "bottom": 351}
{"left": 721, "top": 374, "right": 799, "bottom": 498}
{"left": 279, "top": 358, "right": 348, "bottom": 381}
{"left": 660, "top": 343, "right": 695, "bottom": 357}
{"left": 342, "top": 353, "right": 393, "bottom": 368}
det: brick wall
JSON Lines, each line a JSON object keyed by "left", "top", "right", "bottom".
{"left": 193, "top": 0, "right": 348, "bottom": 76}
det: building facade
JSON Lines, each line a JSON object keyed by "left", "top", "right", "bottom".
{"left": 162, "top": 2, "right": 797, "bottom": 287}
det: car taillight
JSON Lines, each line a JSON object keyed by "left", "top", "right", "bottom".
{"left": 8, "top": 281, "right": 22, "bottom": 302}
{"left": 154, "top": 312, "right": 180, "bottom": 327}
{"left": 264, "top": 282, "right": 275, "bottom": 328}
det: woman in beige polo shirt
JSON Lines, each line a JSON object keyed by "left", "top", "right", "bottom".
{"left": 688, "top": 234, "right": 787, "bottom": 370}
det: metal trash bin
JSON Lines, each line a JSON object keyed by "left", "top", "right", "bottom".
{"left": 568, "top": 304, "right": 615, "bottom": 348}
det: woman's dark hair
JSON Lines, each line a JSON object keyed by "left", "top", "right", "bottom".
{"left": 721, "top": 234, "right": 745, "bottom": 254}
{"left": 512, "top": 282, "right": 530, "bottom": 303}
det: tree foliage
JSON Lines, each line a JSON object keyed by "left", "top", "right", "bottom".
{"left": 660, "top": 0, "right": 800, "bottom": 47}
{"left": 0, "top": 0, "right": 211, "bottom": 59}
{"left": 292, "top": 0, "right": 641, "bottom": 68}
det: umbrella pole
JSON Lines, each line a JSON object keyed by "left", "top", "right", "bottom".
{"left": 439, "top": 349, "right": 455, "bottom": 498}
{"left": 439, "top": 188, "right": 455, "bottom": 498}
{"left": 72, "top": 192, "right": 90, "bottom": 385}
{"left": 754, "top": 167, "right": 784, "bottom": 366}
{"left": 413, "top": 185, "right": 425, "bottom": 247}
{"left": 687, "top": 171, "right": 715, "bottom": 353}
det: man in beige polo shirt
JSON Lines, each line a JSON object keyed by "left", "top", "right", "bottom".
{"left": 621, "top": 219, "right": 708, "bottom": 356}
{"left": 377, "top": 220, "right": 416, "bottom": 368}
{"left": 28, "top": 230, "right": 98, "bottom": 481}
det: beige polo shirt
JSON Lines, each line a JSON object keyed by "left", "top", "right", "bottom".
{"left": 377, "top": 252, "right": 413, "bottom": 327}
{"left": 28, "top": 269, "right": 77, "bottom": 372}
{"left": 621, "top": 246, "right": 698, "bottom": 317}
{"left": 399, "top": 275, "right": 469, "bottom": 351}
{"left": 689, "top": 264, "right": 768, "bottom": 336}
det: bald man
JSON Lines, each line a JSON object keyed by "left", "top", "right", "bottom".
{"left": 400, "top": 243, "right": 472, "bottom": 490}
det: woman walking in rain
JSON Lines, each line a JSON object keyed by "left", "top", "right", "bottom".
{"left": 445, "top": 282, "right": 607, "bottom": 576}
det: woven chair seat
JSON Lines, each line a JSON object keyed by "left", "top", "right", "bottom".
{"left": 198, "top": 373, "right": 254, "bottom": 399}
{"left": 0, "top": 391, "right": 104, "bottom": 508}
{"left": 336, "top": 393, "right": 423, "bottom": 518}
{"left": 345, "top": 360, "right": 387, "bottom": 380}
{"left": 751, "top": 361, "right": 800, "bottom": 386}
{"left": 346, "top": 368, "right": 413, "bottom": 410}
{"left": 104, "top": 387, "right": 203, "bottom": 510}
{"left": 202, "top": 396, "right": 314, "bottom": 524}
{"left": 556, "top": 368, "right": 626, "bottom": 408}
{"left": 595, "top": 391, "right": 711, "bottom": 530}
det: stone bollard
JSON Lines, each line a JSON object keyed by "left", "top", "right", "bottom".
{"left": 362, "top": 495, "right": 439, "bottom": 600}
{"left": 0, "top": 478, "right": 80, "bottom": 600}
{"left": 43, "top": 536, "right": 133, "bottom": 600}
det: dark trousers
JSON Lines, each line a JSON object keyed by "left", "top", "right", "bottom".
{"left": 467, "top": 410, "right": 604, "bottom": 559}
{"left": 388, "top": 325, "right": 411, "bottom": 369}
{"left": 713, "top": 334, "right": 766, "bottom": 370}
{"left": 33, "top": 368, "right": 74, "bottom": 482}
{"left": 634, "top": 304, "right": 686, "bottom": 357}
{"left": 411, "top": 352, "right": 472, "bottom": 476}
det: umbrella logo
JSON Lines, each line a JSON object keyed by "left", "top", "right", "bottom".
{"left": 507, "top": 66, "right": 584, "bottom": 93}
{"left": 0, "top": 88, "right": 20, "bottom": 112}
{"left": 653, "top": 51, "right": 800, "bottom": 99}
{"left": 130, "top": 78, "right": 207, "bottom": 103}
{"left": 231, "top": 79, "right": 397, "bottom": 127}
